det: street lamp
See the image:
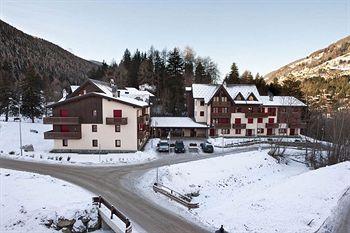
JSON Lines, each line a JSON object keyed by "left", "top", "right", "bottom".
{"left": 9, "top": 96, "right": 23, "bottom": 157}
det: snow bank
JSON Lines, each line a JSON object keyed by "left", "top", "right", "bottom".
{"left": 138, "top": 150, "right": 350, "bottom": 232}
{"left": 0, "top": 168, "right": 104, "bottom": 232}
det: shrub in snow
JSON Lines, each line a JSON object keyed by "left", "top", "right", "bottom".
{"left": 9, "top": 151, "right": 15, "bottom": 155}
{"left": 72, "top": 219, "right": 86, "bottom": 233}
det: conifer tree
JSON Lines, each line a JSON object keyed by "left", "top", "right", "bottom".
{"left": 20, "top": 67, "right": 44, "bottom": 123}
{"left": 225, "top": 62, "right": 240, "bottom": 84}
{"left": 0, "top": 61, "right": 15, "bottom": 121}
{"left": 194, "top": 62, "right": 208, "bottom": 84}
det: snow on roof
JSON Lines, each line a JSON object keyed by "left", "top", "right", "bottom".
{"left": 89, "top": 79, "right": 113, "bottom": 97}
{"left": 151, "top": 117, "right": 209, "bottom": 128}
{"left": 96, "top": 92, "right": 149, "bottom": 107}
{"left": 125, "top": 87, "right": 154, "bottom": 97}
{"left": 260, "top": 96, "right": 306, "bottom": 107}
{"left": 192, "top": 84, "right": 219, "bottom": 103}
{"left": 225, "top": 84, "right": 262, "bottom": 104}
{"left": 70, "top": 85, "right": 79, "bottom": 93}
{"left": 185, "top": 87, "right": 192, "bottom": 91}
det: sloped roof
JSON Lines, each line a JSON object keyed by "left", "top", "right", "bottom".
{"left": 260, "top": 96, "right": 306, "bottom": 107}
{"left": 151, "top": 117, "right": 209, "bottom": 128}
{"left": 192, "top": 84, "right": 220, "bottom": 103}
{"left": 225, "top": 84, "right": 262, "bottom": 104}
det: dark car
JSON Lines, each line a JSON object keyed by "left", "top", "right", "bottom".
{"left": 174, "top": 140, "right": 185, "bottom": 153}
{"left": 200, "top": 142, "right": 214, "bottom": 153}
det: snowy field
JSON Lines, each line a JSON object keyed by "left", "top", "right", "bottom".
{"left": 137, "top": 150, "right": 350, "bottom": 233}
{"left": 0, "top": 168, "right": 109, "bottom": 233}
{"left": 0, "top": 119, "right": 158, "bottom": 166}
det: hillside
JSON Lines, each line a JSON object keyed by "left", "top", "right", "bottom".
{"left": 0, "top": 20, "right": 98, "bottom": 100}
{"left": 265, "top": 36, "right": 350, "bottom": 83}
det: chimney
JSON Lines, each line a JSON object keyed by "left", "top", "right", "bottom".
{"left": 268, "top": 91, "right": 274, "bottom": 101}
{"left": 62, "top": 89, "right": 68, "bottom": 99}
{"left": 110, "top": 79, "right": 118, "bottom": 97}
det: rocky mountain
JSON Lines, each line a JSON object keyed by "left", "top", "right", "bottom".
{"left": 264, "top": 36, "right": 350, "bottom": 83}
{"left": 0, "top": 20, "right": 98, "bottom": 100}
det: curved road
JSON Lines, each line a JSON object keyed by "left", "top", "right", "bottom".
{"left": 0, "top": 147, "right": 260, "bottom": 233}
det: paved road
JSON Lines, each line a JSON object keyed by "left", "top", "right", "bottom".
{"left": 0, "top": 146, "right": 261, "bottom": 233}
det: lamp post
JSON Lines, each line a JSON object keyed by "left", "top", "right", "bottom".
{"left": 9, "top": 96, "right": 23, "bottom": 157}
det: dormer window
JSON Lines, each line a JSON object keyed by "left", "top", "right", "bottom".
{"left": 235, "top": 93, "right": 244, "bottom": 101}
{"left": 247, "top": 93, "right": 257, "bottom": 101}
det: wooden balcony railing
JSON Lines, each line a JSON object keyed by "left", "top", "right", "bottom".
{"left": 212, "top": 101, "right": 231, "bottom": 107}
{"left": 44, "top": 131, "right": 82, "bottom": 139}
{"left": 232, "top": 123, "right": 247, "bottom": 129}
{"left": 245, "top": 112, "right": 269, "bottom": 118}
{"left": 106, "top": 117, "right": 128, "bottom": 125}
{"left": 212, "top": 123, "right": 231, "bottom": 128}
{"left": 43, "top": 117, "right": 80, "bottom": 125}
{"left": 265, "top": 123, "right": 279, "bottom": 128}
{"left": 211, "top": 112, "right": 231, "bottom": 118}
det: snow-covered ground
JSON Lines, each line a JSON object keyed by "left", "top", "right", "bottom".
{"left": 0, "top": 119, "right": 158, "bottom": 166}
{"left": 0, "top": 168, "right": 109, "bottom": 233}
{"left": 137, "top": 150, "right": 350, "bottom": 233}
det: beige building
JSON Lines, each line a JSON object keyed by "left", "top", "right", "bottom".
{"left": 44, "top": 79, "right": 150, "bottom": 153}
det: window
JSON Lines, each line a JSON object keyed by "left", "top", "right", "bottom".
{"left": 212, "top": 118, "right": 219, "bottom": 124}
{"left": 62, "top": 139, "right": 68, "bottom": 147}
{"left": 235, "top": 118, "right": 241, "bottom": 124}
{"left": 115, "top": 140, "right": 121, "bottom": 147}
{"left": 235, "top": 129, "right": 241, "bottom": 134}
{"left": 221, "top": 96, "right": 227, "bottom": 102}
{"left": 268, "top": 118, "right": 275, "bottom": 123}
{"left": 222, "top": 129, "right": 230, "bottom": 134}
{"left": 248, "top": 118, "right": 253, "bottom": 124}
{"left": 235, "top": 93, "right": 243, "bottom": 101}
{"left": 248, "top": 94, "right": 255, "bottom": 101}
{"left": 92, "top": 125, "right": 97, "bottom": 132}
{"left": 257, "top": 128, "right": 264, "bottom": 134}
{"left": 115, "top": 125, "right": 121, "bottom": 132}
{"left": 200, "top": 111, "right": 204, "bottom": 116}
{"left": 279, "top": 128, "right": 287, "bottom": 134}
{"left": 212, "top": 107, "right": 219, "bottom": 113}
{"left": 258, "top": 118, "right": 263, "bottom": 123}
{"left": 214, "top": 96, "right": 220, "bottom": 102}
{"left": 92, "top": 110, "right": 97, "bottom": 117}
{"left": 200, "top": 100, "right": 205, "bottom": 106}
{"left": 113, "top": 110, "right": 122, "bottom": 117}
{"left": 222, "top": 107, "right": 228, "bottom": 113}
{"left": 281, "top": 107, "right": 286, "bottom": 112}
{"left": 92, "top": 140, "right": 98, "bottom": 147}
{"left": 268, "top": 107, "right": 276, "bottom": 116}
{"left": 293, "top": 107, "right": 299, "bottom": 112}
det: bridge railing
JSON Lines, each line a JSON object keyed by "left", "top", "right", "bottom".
{"left": 92, "top": 196, "right": 132, "bottom": 233}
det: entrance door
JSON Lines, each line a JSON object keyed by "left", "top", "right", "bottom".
{"left": 290, "top": 128, "right": 295, "bottom": 136}
{"left": 210, "top": 129, "right": 215, "bottom": 136}
{"left": 247, "top": 129, "right": 252, "bottom": 136}
{"left": 267, "top": 128, "right": 273, "bottom": 136}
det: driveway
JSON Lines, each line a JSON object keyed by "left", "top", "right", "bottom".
{"left": 0, "top": 146, "right": 261, "bottom": 233}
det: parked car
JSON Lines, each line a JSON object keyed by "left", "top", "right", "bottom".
{"left": 174, "top": 140, "right": 185, "bottom": 153}
{"left": 188, "top": 143, "right": 199, "bottom": 153}
{"left": 157, "top": 140, "right": 170, "bottom": 152}
{"left": 200, "top": 142, "right": 214, "bottom": 153}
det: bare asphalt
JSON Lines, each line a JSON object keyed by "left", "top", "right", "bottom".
{"left": 0, "top": 146, "right": 261, "bottom": 233}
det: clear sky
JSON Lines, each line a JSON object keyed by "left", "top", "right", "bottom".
{"left": 0, "top": 0, "right": 349, "bottom": 78}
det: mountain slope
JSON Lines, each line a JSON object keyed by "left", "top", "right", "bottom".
{"left": 0, "top": 20, "right": 98, "bottom": 99}
{"left": 264, "top": 36, "right": 350, "bottom": 83}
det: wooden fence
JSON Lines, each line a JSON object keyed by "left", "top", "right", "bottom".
{"left": 92, "top": 196, "right": 132, "bottom": 233}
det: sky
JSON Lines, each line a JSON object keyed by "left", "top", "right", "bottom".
{"left": 0, "top": 0, "right": 349, "bottom": 78}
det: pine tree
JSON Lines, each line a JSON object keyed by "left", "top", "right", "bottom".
{"left": 138, "top": 58, "right": 154, "bottom": 86}
{"left": 166, "top": 48, "right": 185, "bottom": 115}
{"left": 0, "top": 61, "right": 15, "bottom": 121}
{"left": 282, "top": 76, "right": 304, "bottom": 100}
{"left": 240, "top": 70, "right": 254, "bottom": 84}
{"left": 225, "top": 62, "right": 240, "bottom": 84}
{"left": 194, "top": 61, "right": 208, "bottom": 84}
{"left": 20, "top": 67, "right": 44, "bottom": 123}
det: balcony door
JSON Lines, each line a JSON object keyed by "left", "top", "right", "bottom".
{"left": 246, "top": 129, "right": 253, "bottom": 136}
{"left": 290, "top": 128, "right": 295, "bottom": 136}
{"left": 60, "top": 109, "right": 68, "bottom": 117}
{"left": 113, "top": 110, "right": 122, "bottom": 118}
{"left": 267, "top": 128, "right": 273, "bottom": 135}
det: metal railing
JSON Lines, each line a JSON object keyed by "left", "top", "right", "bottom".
{"left": 92, "top": 196, "right": 132, "bottom": 233}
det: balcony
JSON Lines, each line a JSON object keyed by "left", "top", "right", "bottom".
{"left": 212, "top": 123, "right": 231, "bottom": 128}
{"left": 245, "top": 112, "right": 268, "bottom": 118}
{"left": 232, "top": 123, "right": 247, "bottom": 129}
{"left": 138, "top": 130, "right": 149, "bottom": 139}
{"left": 43, "top": 117, "right": 80, "bottom": 125}
{"left": 265, "top": 123, "right": 279, "bottom": 128}
{"left": 44, "top": 131, "right": 81, "bottom": 139}
{"left": 106, "top": 117, "right": 128, "bottom": 125}
{"left": 137, "top": 114, "right": 150, "bottom": 124}
{"left": 212, "top": 101, "right": 231, "bottom": 107}
{"left": 211, "top": 112, "right": 231, "bottom": 118}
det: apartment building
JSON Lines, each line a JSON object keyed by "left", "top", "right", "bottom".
{"left": 186, "top": 83, "right": 306, "bottom": 137}
{"left": 43, "top": 79, "right": 150, "bottom": 153}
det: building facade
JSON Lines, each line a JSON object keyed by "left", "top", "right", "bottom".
{"left": 44, "top": 79, "right": 150, "bottom": 153}
{"left": 186, "top": 83, "right": 306, "bottom": 137}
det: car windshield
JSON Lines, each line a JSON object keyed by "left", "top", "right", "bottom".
{"left": 176, "top": 142, "right": 184, "bottom": 146}
{"left": 159, "top": 142, "right": 168, "bottom": 146}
